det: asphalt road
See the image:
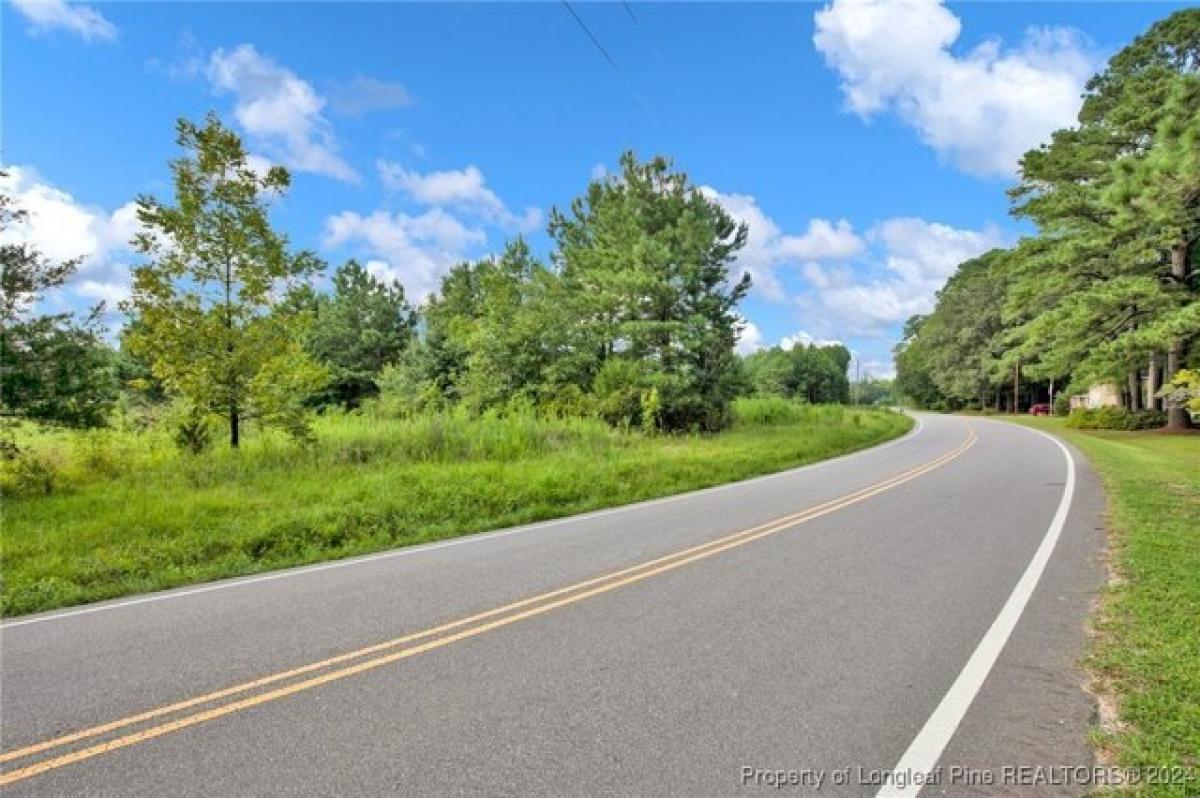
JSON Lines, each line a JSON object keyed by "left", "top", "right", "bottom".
{"left": 0, "top": 414, "right": 1106, "bottom": 796}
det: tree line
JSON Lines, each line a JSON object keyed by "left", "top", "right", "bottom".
{"left": 2, "top": 116, "right": 858, "bottom": 451}
{"left": 895, "top": 9, "right": 1200, "bottom": 431}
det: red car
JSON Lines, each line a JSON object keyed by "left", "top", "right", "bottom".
{"left": 1029, "top": 403, "right": 1052, "bottom": 416}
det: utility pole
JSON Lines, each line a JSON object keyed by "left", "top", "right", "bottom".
{"left": 853, "top": 358, "right": 861, "bottom": 405}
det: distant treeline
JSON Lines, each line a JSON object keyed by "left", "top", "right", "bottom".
{"left": 2, "top": 124, "right": 864, "bottom": 451}
{"left": 895, "top": 9, "right": 1200, "bottom": 430}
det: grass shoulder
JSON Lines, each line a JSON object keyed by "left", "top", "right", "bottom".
{"left": 1004, "top": 415, "right": 1199, "bottom": 791}
{"left": 2, "top": 401, "right": 911, "bottom": 617}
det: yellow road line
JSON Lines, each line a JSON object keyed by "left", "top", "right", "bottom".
{"left": 0, "top": 425, "right": 975, "bottom": 787}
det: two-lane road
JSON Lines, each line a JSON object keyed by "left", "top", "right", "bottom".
{"left": 0, "top": 414, "right": 1105, "bottom": 795}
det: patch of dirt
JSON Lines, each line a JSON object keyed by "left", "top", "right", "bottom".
{"left": 1084, "top": 510, "right": 1129, "bottom": 768}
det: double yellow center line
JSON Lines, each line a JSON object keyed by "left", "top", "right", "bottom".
{"left": 1, "top": 424, "right": 976, "bottom": 787}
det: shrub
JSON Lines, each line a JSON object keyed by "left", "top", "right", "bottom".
{"left": 2, "top": 449, "right": 60, "bottom": 497}
{"left": 1053, "top": 393, "right": 1071, "bottom": 416}
{"left": 593, "top": 360, "right": 645, "bottom": 429}
{"left": 1158, "top": 368, "right": 1200, "bottom": 413}
{"left": 640, "top": 386, "right": 662, "bottom": 435}
{"left": 1065, "top": 407, "right": 1166, "bottom": 430}
{"left": 78, "top": 432, "right": 123, "bottom": 479}
{"left": 174, "top": 412, "right": 213, "bottom": 454}
{"left": 536, "top": 383, "right": 594, "bottom": 420}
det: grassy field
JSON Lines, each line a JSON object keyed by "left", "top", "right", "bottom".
{"left": 1007, "top": 416, "right": 1199, "bottom": 792}
{"left": 1, "top": 400, "right": 911, "bottom": 617}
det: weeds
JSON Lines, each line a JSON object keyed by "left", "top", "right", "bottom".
{"left": 1, "top": 402, "right": 911, "bottom": 615}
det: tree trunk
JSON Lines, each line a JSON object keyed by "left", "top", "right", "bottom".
{"left": 1147, "top": 353, "right": 1161, "bottom": 411}
{"left": 1165, "top": 242, "right": 1193, "bottom": 430}
{"left": 1012, "top": 357, "right": 1020, "bottom": 414}
{"left": 1165, "top": 339, "right": 1191, "bottom": 430}
{"left": 230, "top": 404, "right": 240, "bottom": 448}
{"left": 1128, "top": 371, "right": 1141, "bottom": 412}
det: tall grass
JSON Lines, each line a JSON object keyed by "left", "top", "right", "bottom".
{"left": 1, "top": 402, "right": 911, "bottom": 616}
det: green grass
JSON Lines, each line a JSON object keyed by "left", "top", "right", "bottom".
{"left": 1006, "top": 416, "right": 1199, "bottom": 793}
{"left": 1, "top": 400, "right": 911, "bottom": 617}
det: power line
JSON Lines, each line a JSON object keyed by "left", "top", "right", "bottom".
{"left": 561, "top": 1, "right": 621, "bottom": 75}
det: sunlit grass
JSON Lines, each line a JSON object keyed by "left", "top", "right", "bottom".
{"left": 1008, "top": 416, "right": 1199, "bottom": 791}
{"left": 1, "top": 401, "right": 911, "bottom": 616}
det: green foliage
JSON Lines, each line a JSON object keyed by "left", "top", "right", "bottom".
{"left": 1, "top": 175, "right": 119, "bottom": 431}
{"left": 549, "top": 152, "right": 752, "bottom": 432}
{"left": 592, "top": 358, "right": 646, "bottom": 429}
{"left": 731, "top": 396, "right": 846, "bottom": 427}
{"left": 1053, "top": 392, "right": 1072, "bottom": 416}
{"left": 1, "top": 447, "right": 60, "bottom": 497}
{"left": 897, "top": 9, "right": 1200, "bottom": 425}
{"left": 1159, "top": 368, "right": 1200, "bottom": 413}
{"left": 2, "top": 406, "right": 911, "bottom": 615}
{"left": 384, "top": 154, "right": 755, "bottom": 433}
{"left": 639, "top": 386, "right": 662, "bottom": 435}
{"left": 415, "top": 239, "right": 565, "bottom": 414}
{"left": 894, "top": 315, "right": 957, "bottom": 411}
{"left": 124, "top": 115, "right": 328, "bottom": 447}
{"left": 172, "top": 405, "right": 213, "bottom": 455}
{"left": 854, "top": 378, "right": 896, "bottom": 407}
{"left": 304, "top": 260, "right": 416, "bottom": 408}
{"left": 741, "top": 343, "right": 850, "bottom": 404}
{"left": 1064, "top": 407, "right": 1167, "bottom": 430}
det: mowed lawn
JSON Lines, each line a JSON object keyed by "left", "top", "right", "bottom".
{"left": 1010, "top": 416, "right": 1199, "bottom": 791}
{"left": 1, "top": 403, "right": 911, "bottom": 617}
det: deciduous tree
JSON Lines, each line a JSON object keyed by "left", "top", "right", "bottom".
{"left": 125, "top": 115, "right": 326, "bottom": 447}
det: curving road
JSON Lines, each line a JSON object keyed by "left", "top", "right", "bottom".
{"left": 0, "top": 414, "right": 1105, "bottom": 795}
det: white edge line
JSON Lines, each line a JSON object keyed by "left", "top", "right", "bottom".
{"left": 3, "top": 414, "right": 926, "bottom": 630}
{"left": 876, "top": 421, "right": 1077, "bottom": 798}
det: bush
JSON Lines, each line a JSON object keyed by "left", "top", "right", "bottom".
{"left": 78, "top": 432, "right": 123, "bottom": 479}
{"left": 1, "top": 449, "right": 61, "bottom": 497}
{"left": 173, "top": 411, "right": 213, "bottom": 454}
{"left": 1053, "top": 393, "right": 1071, "bottom": 417}
{"left": 536, "top": 384, "right": 594, "bottom": 420}
{"left": 1065, "top": 407, "right": 1166, "bottom": 430}
{"left": 593, "top": 360, "right": 645, "bottom": 429}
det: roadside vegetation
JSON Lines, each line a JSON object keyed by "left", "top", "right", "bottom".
{"left": 1, "top": 108, "right": 904, "bottom": 616}
{"left": 1009, "top": 417, "right": 1198, "bottom": 791}
{"left": 1, "top": 401, "right": 909, "bottom": 616}
{"left": 895, "top": 11, "right": 1200, "bottom": 432}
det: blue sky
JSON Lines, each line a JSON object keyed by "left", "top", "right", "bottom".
{"left": 2, "top": 1, "right": 1185, "bottom": 377}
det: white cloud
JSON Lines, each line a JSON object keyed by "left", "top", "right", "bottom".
{"left": 322, "top": 208, "right": 487, "bottom": 300}
{"left": 813, "top": 217, "right": 1004, "bottom": 333}
{"left": 327, "top": 75, "right": 413, "bottom": 116}
{"left": 146, "top": 32, "right": 205, "bottom": 81}
{"left": 736, "top": 321, "right": 765, "bottom": 355}
{"left": 860, "top": 358, "right": 896, "bottom": 380}
{"left": 700, "top": 187, "right": 864, "bottom": 301}
{"left": 76, "top": 279, "right": 130, "bottom": 306}
{"left": 207, "top": 45, "right": 358, "bottom": 182}
{"left": 781, "top": 330, "right": 843, "bottom": 350}
{"left": 0, "top": 167, "right": 139, "bottom": 315}
{"left": 377, "top": 161, "right": 542, "bottom": 233}
{"left": 9, "top": 0, "right": 115, "bottom": 41}
{"left": 813, "top": 0, "right": 1096, "bottom": 177}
